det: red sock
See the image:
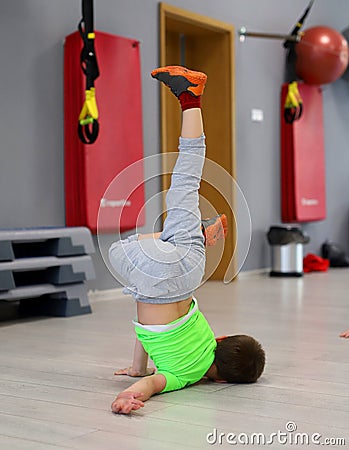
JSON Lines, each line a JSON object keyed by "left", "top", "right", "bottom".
{"left": 178, "top": 91, "right": 201, "bottom": 111}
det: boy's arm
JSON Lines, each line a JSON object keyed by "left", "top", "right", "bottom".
{"left": 115, "top": 337, "right": 155, "bottom": 377}
{"left": 111, "top": 373, "right": 166, "bottom": 414}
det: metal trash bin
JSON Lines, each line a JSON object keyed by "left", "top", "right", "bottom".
{"left": 267, "top": 226, "right": 310, "bottom": 277}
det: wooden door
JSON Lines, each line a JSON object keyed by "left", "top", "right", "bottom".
{"left": 159, "top": 3, "right": 237, "bottom": 281}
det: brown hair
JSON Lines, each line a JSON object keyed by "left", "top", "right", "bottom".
{"left": 214, "top": 335, "right": 265, "bottom": 383}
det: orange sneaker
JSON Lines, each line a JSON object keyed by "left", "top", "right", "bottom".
{"left": 202, "top": 214, "right": 228, "bottom": 247}
{"left": 151, "top": 65, "right": 207, "bottom": 97}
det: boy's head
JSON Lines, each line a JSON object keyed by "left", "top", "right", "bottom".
{"left": 214, "top": 335, "right": 265, "bottom": 383}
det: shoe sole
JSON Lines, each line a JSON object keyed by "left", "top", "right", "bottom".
{"left": 151, "top": 66, "right": 207, "bottom": 96}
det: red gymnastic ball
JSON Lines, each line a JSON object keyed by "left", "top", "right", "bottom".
{"left": 295, "top": 26, "right": 349, "bottom": 84}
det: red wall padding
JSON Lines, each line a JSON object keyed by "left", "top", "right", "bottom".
{"left": 64, "top": 31, "right": 145, "bottom": 233}
{"left": 281, "top": 83, "right": 326, "bottom": 222}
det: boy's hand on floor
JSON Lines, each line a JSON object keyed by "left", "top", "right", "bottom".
{"left": 114, "top": 367, "right": 156, "bottom": 377}
{"left": 340, "top": 329, "right": 349, "bottom": 338}
{"left": 111, "top": 391, "right": 144, "bottom": 414}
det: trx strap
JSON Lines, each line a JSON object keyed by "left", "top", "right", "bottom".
{"left": 283, "top": 0, "right": 315, "bottom": 123}
{"left": 284, "top": 82, "right": 303, "bottom": 124}
{"left": 78, "top": 0, "right": 100, "bottom": 144}
{"left": 284, "top": 0, "right": 315, "bottom": 46}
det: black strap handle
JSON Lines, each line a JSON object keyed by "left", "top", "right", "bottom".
{"left": 284, "top": 104, "right": 303, "bottom": 124}
{"left": 78, "top": 120, "right": 99, "bottom": 145}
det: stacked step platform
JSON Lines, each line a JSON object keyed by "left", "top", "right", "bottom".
{"left": 0, "top": 227, "right": 95, "bottom": 317}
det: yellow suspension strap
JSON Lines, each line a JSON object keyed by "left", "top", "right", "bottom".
{"left": 78, "top": 0, "right": 100, "bottom": 144}
{"left": 284, "top": 81, "right": 303, "bottom": 124}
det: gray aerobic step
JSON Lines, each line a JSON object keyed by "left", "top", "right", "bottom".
{"left": 0, "top": 227, "right": 95, "bottom": 317}
{"left": 0, "top": 255, "right": 95, "bottom": 291}
{"left": 0, "top": 227, "right": 94, "bottom": 261}
{"left": 0, "top": 240, "right": 13, "bottom": 262}
{"left": 0, "top": 283, "right": 91, "bottom": 317}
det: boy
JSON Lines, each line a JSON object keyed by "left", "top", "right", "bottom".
{"left": 109, "top": 66, "right": 265, "bottom": 414}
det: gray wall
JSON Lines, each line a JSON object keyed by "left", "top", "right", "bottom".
{"left": 1, "top": 0, "right": 349, "bottom": 289}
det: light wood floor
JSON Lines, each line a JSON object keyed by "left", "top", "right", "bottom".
{"left": 0, "top": 270, "right": 348, "bottom": 449}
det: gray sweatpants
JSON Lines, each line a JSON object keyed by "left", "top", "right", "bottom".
{"left": 109, "top": 135, "right": 206, "bottom": 303}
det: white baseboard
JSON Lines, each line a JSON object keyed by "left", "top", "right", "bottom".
{"left": 88, "top": 287, "right": 124, "bottom": 303}
{"left": 237, "top": 268, "right": 270, "bottom": 279}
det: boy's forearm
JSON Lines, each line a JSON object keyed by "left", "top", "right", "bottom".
{"left": 122, "top": 374, "right": 166, "bottom": 401}
{"left": 114, "top": 338, "right": 155, "bottom": 377}
{"left": 131, "top": 337, "right": 148, "bottom": 373}
{"left": 112, "top": 374, "right": 166, "bottom": 414}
